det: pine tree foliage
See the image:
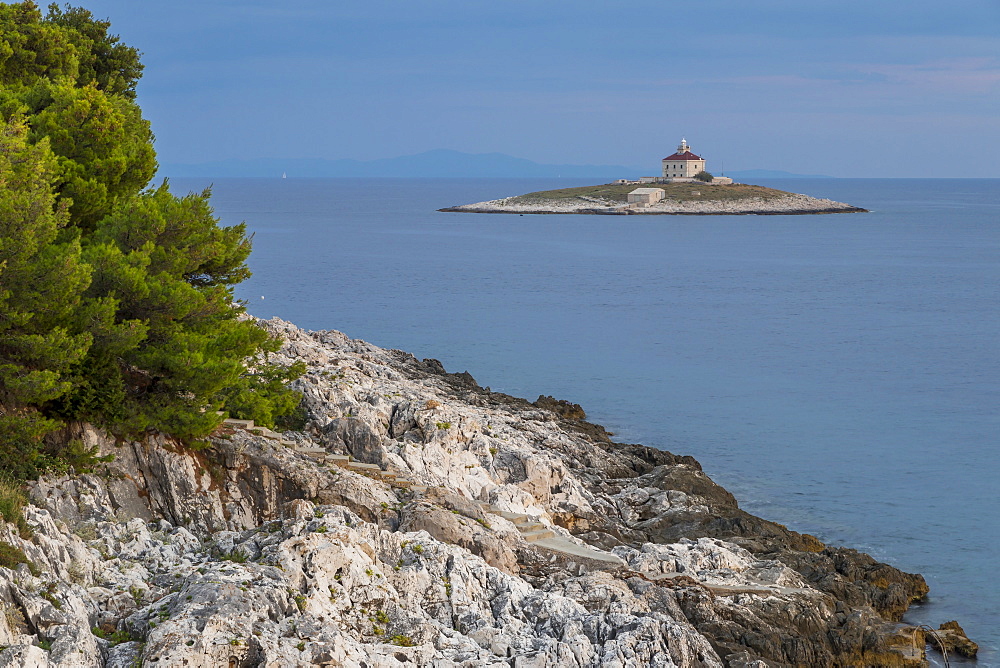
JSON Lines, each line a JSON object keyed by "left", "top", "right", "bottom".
{"left": 0, "top": 117, "right": 93, "bottom": 476}
{"left": 29, "top": 78, "right": 157, "bottom": 230}
{"left": 44, "top": 3, "right": 144, "bottom": 99}
{"left": 0, "top": 117, "right": 91, "bottom": 407}
{"left": 0, "top": 2, "right": 77, "bottom": 85}
{"left": 65, "top": 184, "right": 286, "bottom": 438}
{"left": 0, "top": 2, "right": 303, "bottom": 476}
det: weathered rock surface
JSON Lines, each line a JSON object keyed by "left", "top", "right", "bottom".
{"left": 0, "top": 317, "right": 959, "bottom": 666}
{"left": 928, "top": 620, "right": 978, "bottom": 659}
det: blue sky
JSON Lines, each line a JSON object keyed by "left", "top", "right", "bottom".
{"left": 82, "top": 0, "right": 999, "bottom": 177}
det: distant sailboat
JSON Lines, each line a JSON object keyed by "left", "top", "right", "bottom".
{"left": 281, "top": 171, "right": 287, "bottom": 179}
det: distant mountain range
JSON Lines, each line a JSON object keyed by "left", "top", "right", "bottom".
{"left": 723, "top": 169, "right": 832, "bottom": 179}
{"left": 158, "top": 149, "right": 831, "bottom": 179}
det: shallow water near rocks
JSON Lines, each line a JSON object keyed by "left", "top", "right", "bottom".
{"left": 170, "top": 176, "right": 999, "bottom": 663}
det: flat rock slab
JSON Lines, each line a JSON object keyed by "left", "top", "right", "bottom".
{"left": 532, "top": 537, "right": 625, "bottom": 565}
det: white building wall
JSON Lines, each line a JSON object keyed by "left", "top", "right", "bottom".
{"left": 627, "top": 188, "right": 665, "bottom": 206}
{"left": 661, "top": 159, "right": 705, "bottom": 177}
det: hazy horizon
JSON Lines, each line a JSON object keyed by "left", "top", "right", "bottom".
{"left": 82, "top": 1, "right": 999, "bottom": 178}
{"left": 157, "top": 148, "right": 841, "bottom": 179}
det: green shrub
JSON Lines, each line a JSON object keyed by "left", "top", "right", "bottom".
{"left": 274, "top": 400, "right": 309, "bottom": 432}
{"left": 41, "top": 583, "right": 62, "bottom": 609}
{"left": 0, "top": 478, "right": 31, "bottom": 538}
{"left": 92, "top": 627, "right": 134, "bottom": 646}
{"left": 0, "top": 412, "right": 62, "bottom": 482}
{"left": 0, "top": 542, "right": 37, "bottom": 574}
{"left": 42, "top": 440, "right": 115, "bottom": 475}
{"left": 219, "top": 549, "right": 248, "bottom": 563}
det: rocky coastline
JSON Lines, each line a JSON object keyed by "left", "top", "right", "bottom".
{"left": 0, "top": 317, "right": 976, "bottom": 667}
{"left": 440, "top": 192, "right": 868, "bottom": 216}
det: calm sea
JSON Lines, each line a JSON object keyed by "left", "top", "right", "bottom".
{"left": 171, "top": 176, "right": 999, "bottom": 663}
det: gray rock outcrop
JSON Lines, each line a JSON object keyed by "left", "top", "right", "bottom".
{"left": 0, "top": 317, "right": 949, "bottom": 666}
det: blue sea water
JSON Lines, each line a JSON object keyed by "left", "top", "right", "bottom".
{"left": 171, "top": 176, "right": 999, "bottom": 663}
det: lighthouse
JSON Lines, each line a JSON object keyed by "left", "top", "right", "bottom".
{"left": 661, "top": 138, "right": 706, "bottom": 179}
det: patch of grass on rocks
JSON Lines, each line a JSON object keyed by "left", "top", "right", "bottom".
{"left": 0, "top": 541, "right": 39, "bottom": 575}
{"left": 0, "top": 477, "right": 31, "bottom": 538}
{"left": 512, "top": 182, "right": 790, "bottom": 205}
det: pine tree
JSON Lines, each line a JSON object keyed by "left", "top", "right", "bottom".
{"left": 0, "top": 2, "right": 303, "bottom": 473}
{"left": 65, "top": 184, "right": 291, "bottom": 438}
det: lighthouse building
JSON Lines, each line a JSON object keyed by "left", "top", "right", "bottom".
{"left": 661, "top": 138, "right": 705, "bottom": 179}
{"left": 627, "top": 138, "right": 733, "bottom": 185}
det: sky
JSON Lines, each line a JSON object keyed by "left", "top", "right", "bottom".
{"left": 79, "top": 0, "right": 1000, "bottom": 177}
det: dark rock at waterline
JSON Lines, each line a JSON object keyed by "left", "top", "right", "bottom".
{"left": 929, "top": 620, "right": 979, "bottom": 658}
{"left": 533, "top": 394, "right": 587, "bottom": 419}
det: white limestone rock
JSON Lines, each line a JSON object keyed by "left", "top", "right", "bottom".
{"left": 615, "top": 538, "right": 810, "bottom": 591}
{"left": 0, "top": 316, "right": 927, "bottom": 667}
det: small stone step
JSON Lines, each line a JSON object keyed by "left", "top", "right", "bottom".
{"left": 223, "top": 418, "right": 255, "bottom": 429}
{"left": 326, "top": 454, "right": 350, "bottom": 465}
{"left": 295, "top": 446, "right": 328, "bottom": 458}
{"left": 347, "top": 462, "right": 382, "bottom": 472}
{"left": 521, "top": 529, "right": 556, "bottom": 542}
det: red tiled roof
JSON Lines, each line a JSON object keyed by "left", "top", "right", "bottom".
{"left": 662, "top": 152, "right": 703, "bottom": 161}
